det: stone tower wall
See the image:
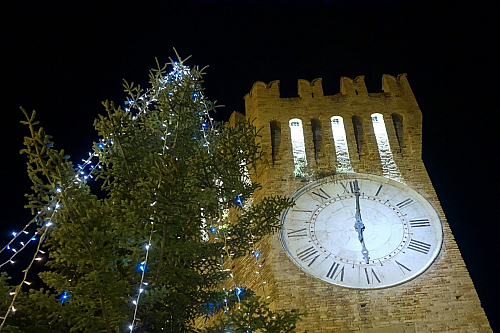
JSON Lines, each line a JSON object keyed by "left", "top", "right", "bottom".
{"left": 230, "top": 75, "right": 491, "bottom": 332}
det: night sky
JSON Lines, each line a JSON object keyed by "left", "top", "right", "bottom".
{"left": 1, "top": 0, "right": 497, "bottom": 330}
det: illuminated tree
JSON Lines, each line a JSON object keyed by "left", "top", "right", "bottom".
{"left": 2, "top": 58, "right": 303, "bottom": 332}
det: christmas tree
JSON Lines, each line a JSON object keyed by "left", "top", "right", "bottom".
{"left": 1, "top": 56, "right": 304, "bottom": 332}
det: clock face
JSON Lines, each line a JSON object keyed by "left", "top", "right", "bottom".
{"left": 280, "top": 173, "right": 443, "bottom": 289}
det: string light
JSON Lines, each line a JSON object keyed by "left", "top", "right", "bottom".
{"left": 0, "top": 56, "right": 271, "bottom": 332}
{"left": 1, "top": 227, "right": 49, "bottom": 330}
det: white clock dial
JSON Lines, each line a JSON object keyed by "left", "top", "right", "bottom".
{"left": 280, "top": 173, "right": 443, "bottom": 289}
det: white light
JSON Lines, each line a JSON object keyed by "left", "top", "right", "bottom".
{"left": 45, "top": 221, "right": 53, "bottom": 227}
{"left": 289, "top": 118, "right": 308, "bottom": 177}
{"left": 330, "top": 116, "right": 353, "bottom": 171}
{"left": 371, "top": 113, "right": 402, "bottom": 181}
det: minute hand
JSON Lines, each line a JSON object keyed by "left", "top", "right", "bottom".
{"left": 353, "top": 180, "right": 370, "bottom": 264}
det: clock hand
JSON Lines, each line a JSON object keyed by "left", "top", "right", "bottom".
{"left": 353, "top": 180, "right": 370, "bottom": 264}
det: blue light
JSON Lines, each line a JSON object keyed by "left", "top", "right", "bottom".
{"left": 209, "top": 227, "right": 217, "bottom": 233}
{"left": 254, "top": 251, "right": 261, "bottom": 258}
{"left": 97, "top": 143, "right": 104, "bottom": 150}
{"left": 234, "top": 196, "right": 242, "bottom": 206}
{"left": 234, "top": 287, "right": 245, "bottom": 297}
{"left": 59, "top": 291, "right": 70, "bottom": 304}
{"left": 137, "top": 262, "right": 146, "bottom": 273}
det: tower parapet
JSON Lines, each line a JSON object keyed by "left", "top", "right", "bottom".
{"left": 243, "top": 74, "right": 423, "bottom": 179}
{"left": 245, "top": 80, "right": 280, "bottom": 99}
{"left": 297, "top": 78, "right": 324, "bottom": 98}
{"left": 340, "top": 75, "right": 368, "bottom": 96}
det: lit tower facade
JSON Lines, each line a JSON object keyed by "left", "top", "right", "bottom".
{"left": 229, "top": 74, "right": 491, "bottom": 332}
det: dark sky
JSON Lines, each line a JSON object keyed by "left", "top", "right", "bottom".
{"left": 1, "top": 0, "right": 497, "bottom": 330}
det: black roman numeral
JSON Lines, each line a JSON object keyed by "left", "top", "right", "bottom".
{"left": 326, "top": 262, "right": 344, "bottom": 281}
{"left": 409, "top": 219, "right": 431, "bottom": 228}
{"left": 297, "top": 246, "right": 320, "bottom": 267}
{"left": 407, "top": 239, "right": 431, "bottom": 255}
{"left": 311, "top": 188, "right": 331, "bottom": 200}
{"left": 364, "top": 267, "right": 381, "bottom": 284}
{"left": 375, "top": 185, "right": 383, "bottom": 196}
{"left": 287, "top": 228, "right": 308, "bottom": 238}
{"left": 395, "top": 260, "right": 412, "bottom": 274}
{"left": 340, "top": 181, "right": 355, "bottom": 194}
{"left": 293, "top": 209, "right": 313, "bottom": 213}
{"left": 396, "top": 198, "right": 414, "bottom": 209}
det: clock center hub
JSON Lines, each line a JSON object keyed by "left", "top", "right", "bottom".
{"left": 310, "top": 195, "right": 408, "bottom": 264}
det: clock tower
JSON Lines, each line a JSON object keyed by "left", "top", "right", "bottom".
{"left": 229, "top": 74, "right": 492, "bottom": 332}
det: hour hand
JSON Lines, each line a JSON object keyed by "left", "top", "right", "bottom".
{"left": 354, "top": 217, "right": 370, "bottom": 263}
{"left": 354, "top": 219, "right": 365, "bottom": 242}
{"left": 354, "top": 218, "right": 364, "bottom": 241}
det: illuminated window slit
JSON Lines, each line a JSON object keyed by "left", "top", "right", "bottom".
{"left": 371, "top": 113, "right": 402, "bottom": 181}
{"left": 289, "top": 119, "right": 307, "bottom": 177}
{"left": 330, "top": 116, "right": 353, "bottom": 171}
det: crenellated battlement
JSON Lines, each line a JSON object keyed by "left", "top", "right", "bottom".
{"left": 297, "top": 78, "right": 324, "bottom": 98}
{"left": 242, "top": 73, "right": 423, "bottom": 182}
{"left": 340, "top": 75, "right": 368, "bottom": 96}
{"left": 244, "top": 74, "right": 415, "bottom": 103}
{"left": 244, "top": 80, "right": 280, "bottom": 100}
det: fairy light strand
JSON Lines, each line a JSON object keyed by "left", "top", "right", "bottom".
{"left": 0, "top": 58, "right": 266, "bottom": 331}
{"left": 0, "top": 226, "right": 50, "bottom": 331}
{"left": 128, "top": 221, "right": 155, "bottom": 333}
{"left": 124, "top": 58, "right": 217, "bottom": 330}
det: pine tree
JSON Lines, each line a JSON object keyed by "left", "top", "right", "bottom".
{"left": 2, "top": 57, "right": 304, "bottom": 332}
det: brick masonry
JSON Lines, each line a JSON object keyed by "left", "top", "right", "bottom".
{"left": 228, "top": 74, "right": 492, "bottom": 332}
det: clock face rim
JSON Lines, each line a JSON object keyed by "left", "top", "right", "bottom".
{"left": 279, "top": 172, "right": 444, "bottom": 289}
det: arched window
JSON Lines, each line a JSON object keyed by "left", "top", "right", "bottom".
{"left": 391, "top": 113, "right": 404, "bottom": 152}
{"left": 270, "top": 120, "right": 281, "bottom": 164}
{"left": 311, "top": 118, "right": 322, "bottom": 164}
{"left": 352, "top": 116, "right": 364, "bottom": 157}
{"left": 371, "top": 113, "right": 402, "bottom": 180}
{"left": 289, "top": 119, "right": 307, "bottom": 177}
{"left": 330, "top": 116, "right": 353, "bottom": 171}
